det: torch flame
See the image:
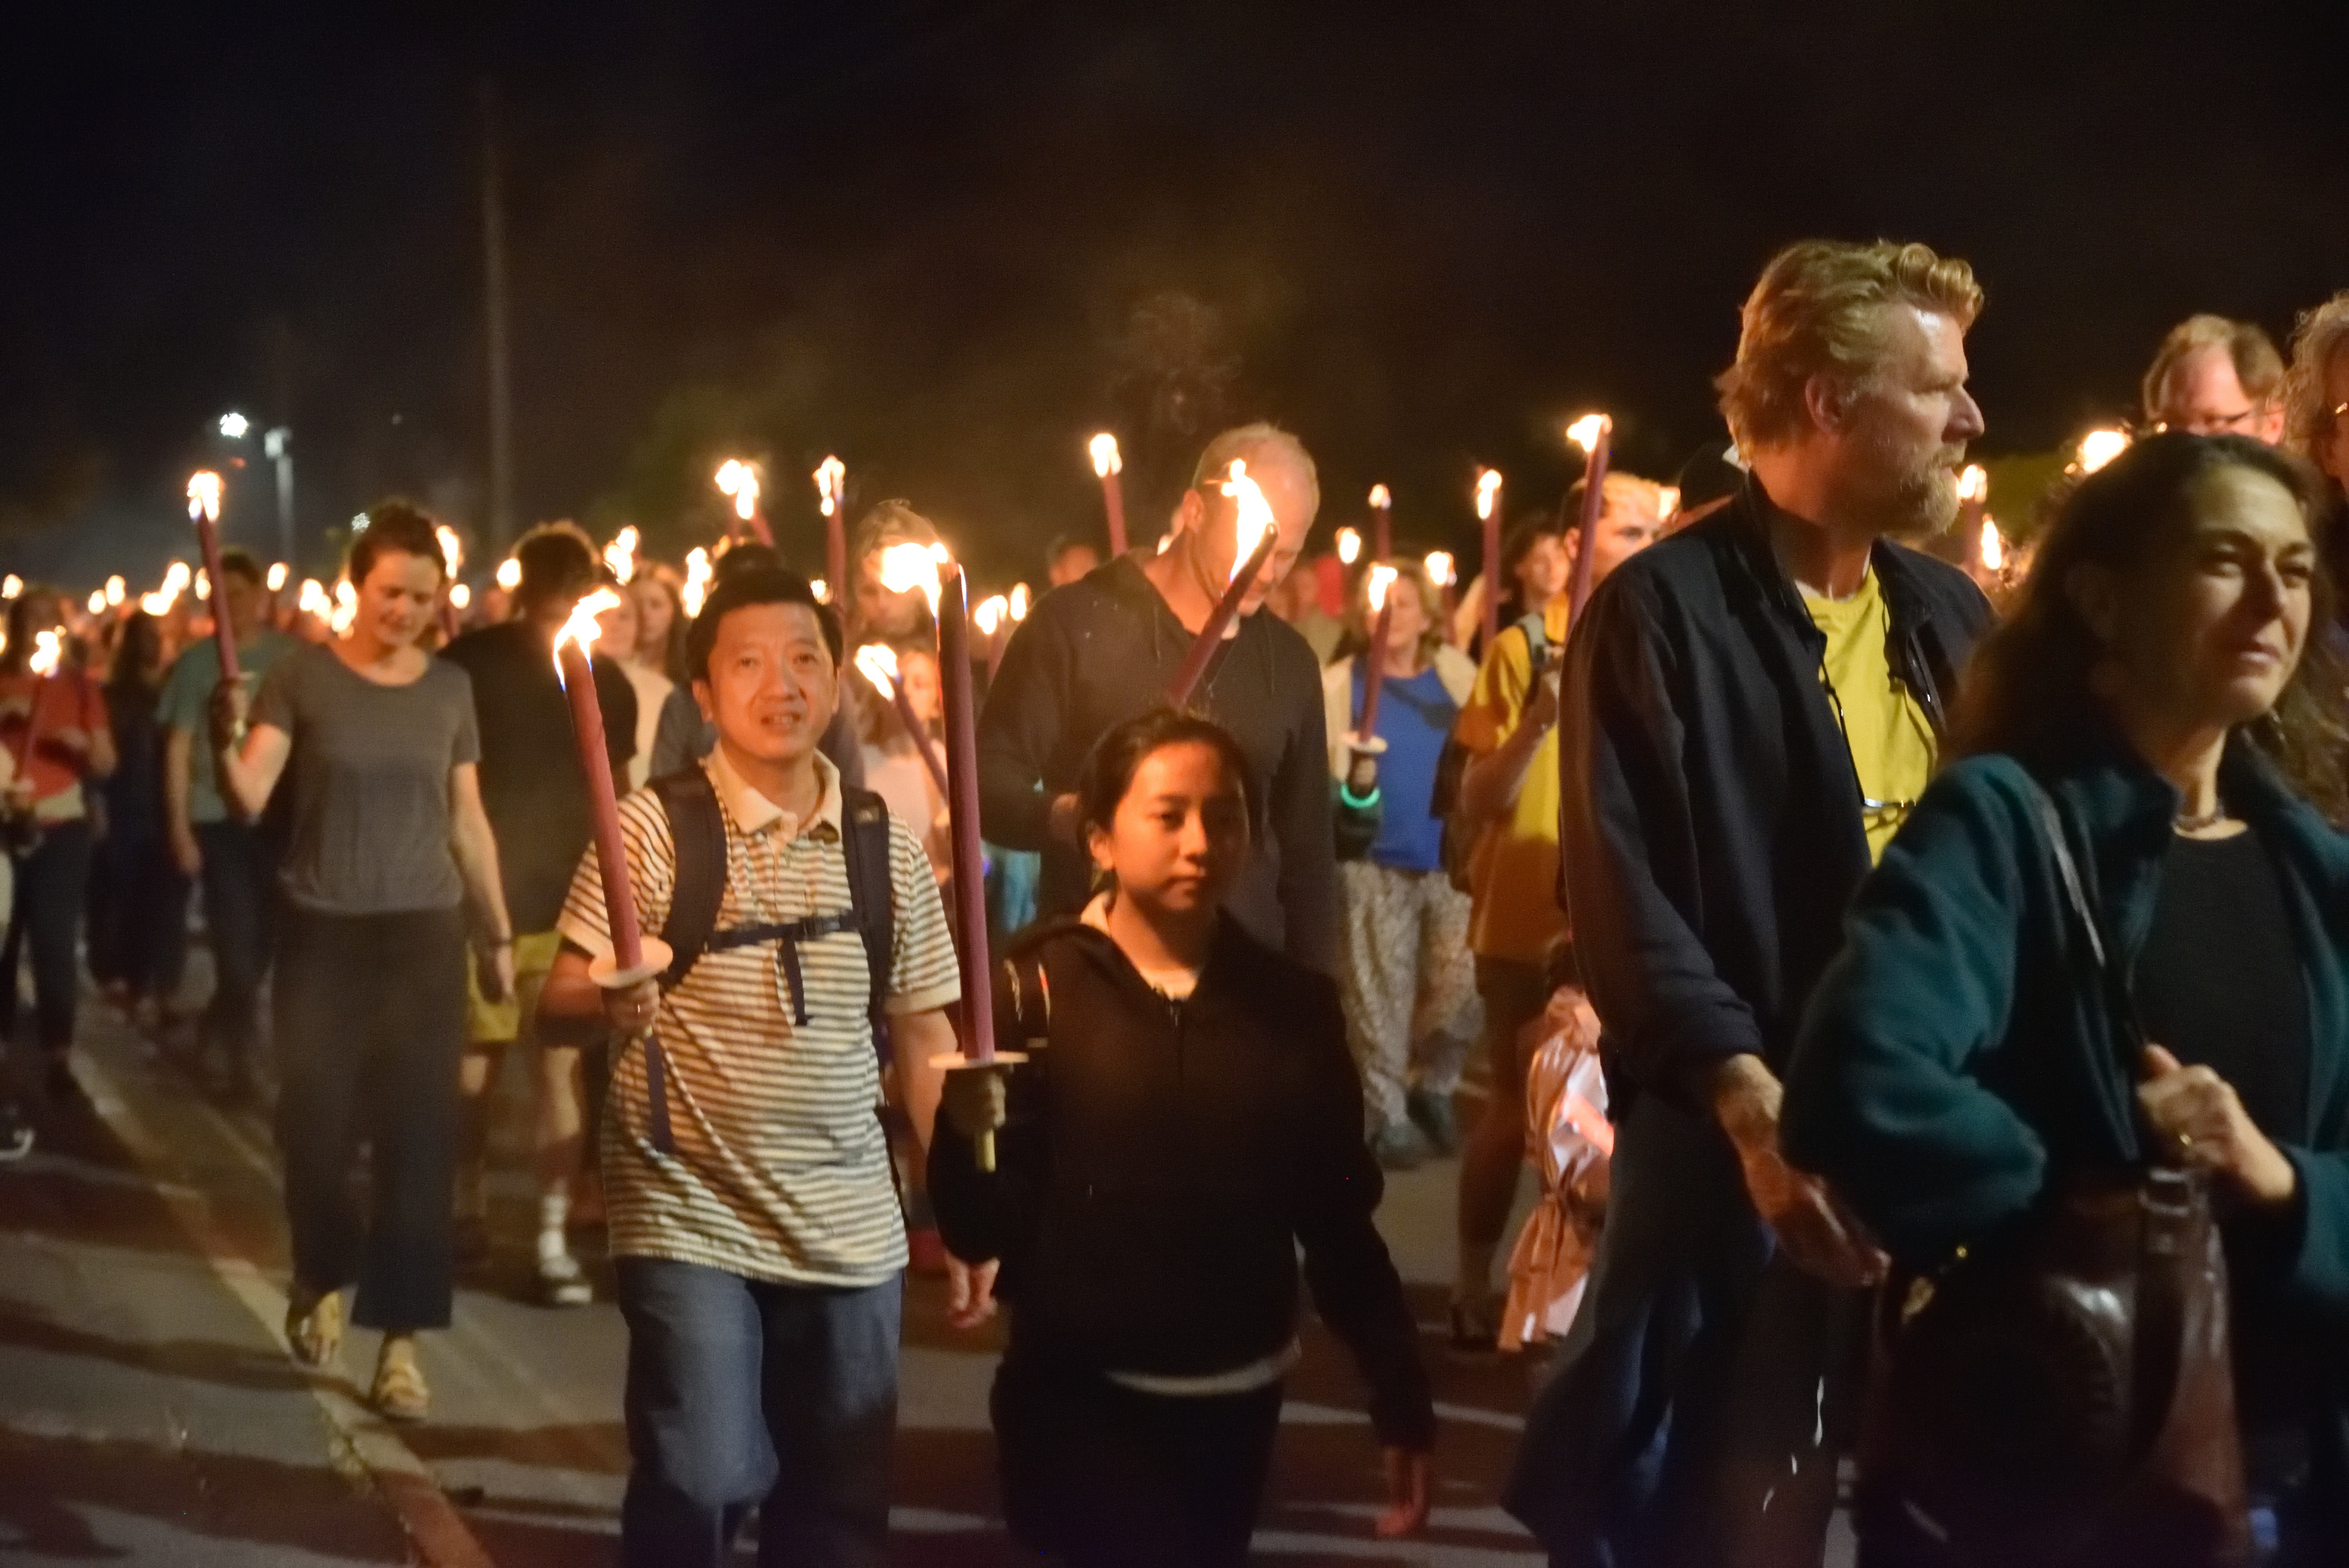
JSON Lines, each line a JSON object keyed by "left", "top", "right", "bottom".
{"left": 451, "top": 583, "right": 472, "bottom": 611}
{"left": 1424, "top": 550, "right": 1455, "bottom": 587}
{"left": 436, "top": 524, "right": 465, "bottom": 576}
{"left": 811, "top": 579, "right": 831, "bottom": 604}
{"left": 1566, "top": 414, "right": 1611, "bottom": 455}
{"left": 1088, "top": 434, "right": 1122, "bottom": 479}
{"left": 1, "top": 577, "right": 16, "bottom": 599}
{"left": 1335, "top": 526, "right": 1362, "bottom": 565}
{"left": 604, "top": 525, "right": 639, "bottom": 584}
{"left": 852, "top": 642, "right": 901, "bottom": 693}
{"left": 973, "top": 595, "right": 1008, "bottom": 636}
{"left": 1656, "top": 486, "right": 1682, "bottom": 522}
{"left": 814, "top": 455, "right": 847, "bottom": 518}
{"left": 2077, "top": 429, "right": 2131, "bottom": 474}
{"left": 196, "top": 569, "right": 211, "bottom": 601}
{"left": 1475, "top": 468, "right": 1503, "bottom": 521}
{"left": 1217, "top": 461, "right": 1276, "bottom": 585}
{"left": 496, "top": 558, "right": 522, "bottom": 592}
{"left": 876, "top": 541, "right": 950, "bottom": 617}
{"left": 1957, "top": 463, "right": 1988, "bottom": 503}
{"left": 1980, "top": 518, "right": 2007, "bottom": 573}
{"left": 1368, "top": 483, "right": 1391, "bottom": 511}
{"left": 1009, "top": 583, "right": 1030, "bottom": 621}
{"left": 716, "top": 459, "right": 762, "bottom": 522}
{"left": 551, "top": 586, "right": 624, "bottom": 685}
{"left": 267, "top": 563, "right": 288, "bottom": 592}
{"left": 682, "top": 547, "right": 713, "bottom": 617}
{"left": 104, "top": 576, "right": 125, "bottom": 606}
{"left": 187, "top": 470, "right": 223, "bottom": 523}
{"left": 1367, "top": 563, "right": 1399, "bottom": 613}
{"left": 29, "top": 629, "right": 60, "bottom": 677}
{"left": 298, "top": 579, "right": 329, "bottom": 618}
{"left": 86, "top": 590, "right": 104, "bottom": 616}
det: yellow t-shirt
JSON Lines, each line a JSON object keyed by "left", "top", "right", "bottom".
{"left": 1804, "top": 571, "right": 1935, "bottom": 863}
{"left": 1456, "top": 601, "right": 1574, "bottom": 963}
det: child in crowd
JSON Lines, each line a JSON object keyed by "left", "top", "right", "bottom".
{"left": 930, "top": 707, "right": 1434, "bottom": 1567}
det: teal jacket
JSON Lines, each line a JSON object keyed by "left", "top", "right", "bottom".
{"left": 1783, "top": 732, "right": 2349, "bottom": 1336}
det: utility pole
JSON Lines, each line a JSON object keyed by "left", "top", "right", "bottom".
{"left": 265, "top": 426, "right": 295, "bottom": 567}
{"left": 481, "top": 77, "right": 515, "bottom": 552}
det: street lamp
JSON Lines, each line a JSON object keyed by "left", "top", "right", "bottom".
{"left": 217, "top": 412, "right": 297, "bottom": 570}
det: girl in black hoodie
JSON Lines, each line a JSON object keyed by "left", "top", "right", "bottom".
{"left": 930, "top": 708, "right": 1434, "bottom": 1566}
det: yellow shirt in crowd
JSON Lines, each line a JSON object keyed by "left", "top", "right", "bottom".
{"left": 1456, "top": 600, "right": 1574, "bottom": 965}
{"left": 1803, "top": 570, "right": 1936, "bottom": 864}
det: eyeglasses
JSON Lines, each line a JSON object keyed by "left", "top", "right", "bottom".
{"left": 2155, "top": 405, "right": 2268, "bottom": 436}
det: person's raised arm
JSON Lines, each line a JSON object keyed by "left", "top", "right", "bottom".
{"left": 1456, "top": 629, "right": 1556, "bottom": 825}
{"left": 447, "top": 761, "right": 515, "bottom": 1001}
{"left": 977, "top": 604, "right": 1076, "bottom": 851}
{"left": 214, "top": 714, "right": 291, "bottom": 823}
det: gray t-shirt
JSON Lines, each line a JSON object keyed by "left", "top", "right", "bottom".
{"left": 250, "top": 643, "right": 482, "bottom": 914}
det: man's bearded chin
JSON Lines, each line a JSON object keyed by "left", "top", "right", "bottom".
{"left": 1871, "top": 445, "right": 1966, "bottom": 541}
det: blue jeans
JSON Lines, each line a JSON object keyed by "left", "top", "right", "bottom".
{"left": 615, "top": 1257, "right": 900, "bottom": 1568}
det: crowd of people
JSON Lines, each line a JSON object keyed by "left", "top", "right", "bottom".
{"left": 2, "top": 240, "right": 2349, "bottom": 1567}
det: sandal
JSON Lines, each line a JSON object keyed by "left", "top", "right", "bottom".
{"left": 285, "top": 1285, "right": 345, "bottom": 1368}
{"left": 371, "top": 1336, "right": 430, "bottom": 1422}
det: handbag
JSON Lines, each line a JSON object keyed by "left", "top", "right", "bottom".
{"left": 1855, "top": 779, "right": 2248, "bottom": 1568}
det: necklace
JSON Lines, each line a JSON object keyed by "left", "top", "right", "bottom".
{"left": 2173, "top": 800, "right": 2230, "bottom": 834}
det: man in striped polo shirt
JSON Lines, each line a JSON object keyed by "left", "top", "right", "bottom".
{"left": 543, "top": 566, "right": 961, "bottom": 1568}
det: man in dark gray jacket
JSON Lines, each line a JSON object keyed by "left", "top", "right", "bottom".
{"left": 1510, "top": 240, "right": 1994, "bottom": 1568}
{"left": 977, "top": 424, "right": 1339, "bottom": 973}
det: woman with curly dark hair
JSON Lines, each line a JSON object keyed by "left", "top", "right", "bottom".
{"left": 1785, "top": 434, "right": 2349, "bottom": 1565}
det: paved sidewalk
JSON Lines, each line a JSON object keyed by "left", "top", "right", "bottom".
{"left": 0, "top": 1033, "right": 421, "bottom": 1563}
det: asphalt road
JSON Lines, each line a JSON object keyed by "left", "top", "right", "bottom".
{"left": 0, "top": 977, "right": 1549, "bottom": 1565}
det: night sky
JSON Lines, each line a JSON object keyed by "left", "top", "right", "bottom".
{"left": 5, "top": 1, "right": 2347, "bottom": 590}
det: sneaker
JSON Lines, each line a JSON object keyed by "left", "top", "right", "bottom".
{"left": 1406, "top": 1088, "right": 1461, "bottom": 1157}
{"left": 0, "top": 1099, "right": 31, "bottom": 1162}
{"left": 535, "top": 1245, "right": 593, "bottom": 1308}
{"left": 1369, "top": 1119, "right": 1431, "bottom": 1172}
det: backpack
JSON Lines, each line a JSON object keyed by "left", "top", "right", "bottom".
{"left": 1433, "top": 611, "right": 1549, "bottom": 893}
{"left": 629, "top": 766, "right": 897, "bottom": 1154}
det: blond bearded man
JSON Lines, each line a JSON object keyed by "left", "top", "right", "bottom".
{"left": 1510, "top": 240, "right": 1996, "bottom": 1568}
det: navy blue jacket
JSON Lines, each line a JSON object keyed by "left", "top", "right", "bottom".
{"left": 1508, "top": 479, "right": 1992, "bottom": 1561}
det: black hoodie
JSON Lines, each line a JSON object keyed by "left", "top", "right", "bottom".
{"left": 976, "top": 554, "right": 1340, "bottom": 974}
{"left": 928, "top": 915, "right": 1435, "bottom": 1450}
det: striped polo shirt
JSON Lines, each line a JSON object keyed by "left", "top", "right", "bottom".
{"left": 558, "top": 744, "right": 960, "bottom": 1286}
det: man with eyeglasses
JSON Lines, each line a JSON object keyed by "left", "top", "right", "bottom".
{"left": 1508, "top": 241, "right": 1994, "bottom": 1568}
{"left": 2142, "top": 313, "right": 2288, "bottom": 442}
